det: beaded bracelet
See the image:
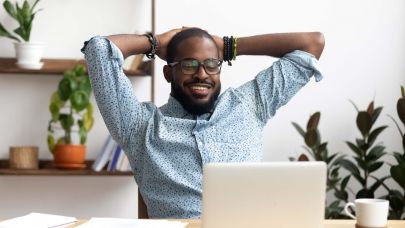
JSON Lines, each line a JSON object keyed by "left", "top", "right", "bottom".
{"left": 144, "top": 32, "right": 159, "bottom": 59}
{"left": 223, "top": 36, "right": 237, "bottom": 65}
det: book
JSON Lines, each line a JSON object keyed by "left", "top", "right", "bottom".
{"left": 107, "top": 143, "right": 121, "bottom": 172}
{"left": 92, "top": 135, "right": 116, "bottom": 172}
{"left": 75, "top": 217, "right": 187, "bottom": 228}
{"left": 0, "top": 212, "right": 77, "bottom": 228}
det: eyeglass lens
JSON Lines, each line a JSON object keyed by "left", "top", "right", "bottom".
{"left": 180, "top": 59, "right": 221, "bottom": 75}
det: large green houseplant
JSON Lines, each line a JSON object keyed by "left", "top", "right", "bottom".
{"left": 291, "top": 112, "right": 349, "bottom": 219}
{"left": 47, "top": 64, "right": 94, "bottom": 168}
{"left": 0, "top": 0, "right": 44, "bottom": 69}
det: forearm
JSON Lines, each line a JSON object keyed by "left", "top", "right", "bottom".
{"left": 107, "top": 34, "right": 151, "bottom": 59}
{"left": 236, "top": 32, "right": 325, "bottom": 60}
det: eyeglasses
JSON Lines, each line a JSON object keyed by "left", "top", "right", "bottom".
{"left": 168, "top": 58, "right": 223, "bottom": 75}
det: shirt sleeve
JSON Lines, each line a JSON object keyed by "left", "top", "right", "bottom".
{"left": 235, "top": 50, "right": 323, "bottom": 124}
{"left": 81, "top": 36, "right": 153, "bottom": 148}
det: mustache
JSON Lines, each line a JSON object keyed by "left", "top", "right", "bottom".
{"left": 185, "top": 78, "right": 214, "bottom": 87}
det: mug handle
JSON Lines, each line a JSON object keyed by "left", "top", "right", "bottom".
{"left": 344, "top": 202, "right": 357, "bottom": 219}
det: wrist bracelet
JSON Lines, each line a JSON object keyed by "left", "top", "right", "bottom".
{"left": 144, "top": 32, "right": 159, "bottom": 59}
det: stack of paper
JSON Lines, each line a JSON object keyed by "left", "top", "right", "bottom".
{"left": 0, "top": 212, "right": 77, "bottom": 228}
{"left": 76, "top": 218, "right": 188, "bottom": 228}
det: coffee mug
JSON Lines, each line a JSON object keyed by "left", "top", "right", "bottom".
{"left": 344, "top": 198, "right": 389, "bottom": 227}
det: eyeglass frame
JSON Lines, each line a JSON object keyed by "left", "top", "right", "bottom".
{"left": 167, "top": 58, "right": 223, "bottom": 75}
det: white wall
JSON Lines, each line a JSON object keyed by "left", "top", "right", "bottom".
{"left": 0, "top": 0, "right": 404, "bottom": 218}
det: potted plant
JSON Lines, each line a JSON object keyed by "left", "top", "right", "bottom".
{"left": 0, "top": 0, "right": 44, "bottom": 69}
{"left": 47, "top": 64, "right": 94, "bottom": 169}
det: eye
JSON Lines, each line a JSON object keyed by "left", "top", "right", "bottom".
{"left": 205, "top": 59, "right": 220, "bottom": 68}
{"left": 182, "top": 60, "right": 199, "bottom": 69}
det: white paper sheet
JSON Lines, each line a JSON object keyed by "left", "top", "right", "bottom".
{"left": 75, "top": 217, "right": 188, "bottom": 228}
{"left": 0, "top": 212, "right": 77, "bottom": 228}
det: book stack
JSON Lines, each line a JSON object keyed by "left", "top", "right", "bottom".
{"left": 92, "top": 135, "right": 132, "bottom": 172}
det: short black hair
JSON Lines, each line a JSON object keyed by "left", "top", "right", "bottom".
{"left": 166, "top": 28, "right": 218, "bottom": 64}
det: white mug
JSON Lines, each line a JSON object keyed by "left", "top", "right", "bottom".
{"left": 344, "top": 198, "right": 389, "bottom": 227}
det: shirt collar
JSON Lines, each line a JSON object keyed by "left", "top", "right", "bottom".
{"left": 166, "top": 95, "right": 214, "bottom": 120}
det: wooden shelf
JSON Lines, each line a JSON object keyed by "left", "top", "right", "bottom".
{"left": 0, "top": 58, "right": 151, "bottom": 77}
{"left": 0, "top": 160, "right": 133, "bottom": 176}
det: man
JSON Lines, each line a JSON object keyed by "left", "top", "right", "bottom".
{"left": 81, "top": 28, "right": 325, "bottom": 219}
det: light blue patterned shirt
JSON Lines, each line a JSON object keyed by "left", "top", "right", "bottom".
{"left": 81, "top": 36, "right": 323, "bottom": 219}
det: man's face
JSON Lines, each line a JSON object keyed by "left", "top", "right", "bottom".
{"left": 165, "top": 36, "right": 221, "bottom": 115}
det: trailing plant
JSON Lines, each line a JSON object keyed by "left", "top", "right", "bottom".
{"left": 47, "top": 64, "right": 94, "bottom": 154}
{"left": 0, "top": 0, "right": 41, "bottom": 42}
{"left": 291, "top": 112, "right": 349, "bottom": 219}
{"left": 384, "top": 86, "right": 405, "bottom": 219}
{"left": 341, "top": 100, "right": 388, "bottom": 199}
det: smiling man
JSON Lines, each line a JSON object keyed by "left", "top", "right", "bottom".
{"left": 81, "top": 28, "right": 324, "bottom": 219}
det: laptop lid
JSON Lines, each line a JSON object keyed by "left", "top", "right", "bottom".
{"left": 202, "top": 162, "right": 326, "bottom": 228}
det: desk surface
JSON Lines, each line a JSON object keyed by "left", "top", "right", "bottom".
{"left": 71, "top": 219, "right": 405, "bottom": 227}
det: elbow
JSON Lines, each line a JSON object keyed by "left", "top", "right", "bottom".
{"left": 306, "top": 32, "right": 325, "bottom": 60}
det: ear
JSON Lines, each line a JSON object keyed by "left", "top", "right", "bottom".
{"left": 163, "top": 65, "right": 172, "bottom": 83}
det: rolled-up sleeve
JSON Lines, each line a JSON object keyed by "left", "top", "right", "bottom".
{"left": 236, "top": 50, "right": 323, "bottom": 123}
{"left": 81, "top": 36, "right": 152, "bottom": 149}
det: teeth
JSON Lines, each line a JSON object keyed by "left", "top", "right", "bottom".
{"left": 190, "top": 86, "right": 208, "bottom": 90}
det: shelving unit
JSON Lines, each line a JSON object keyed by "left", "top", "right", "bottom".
{"left": 0, "top": 58, "right": 152, "bottom": 77}
{"left": 0, "top": 160, "right": 132, "bottom": 176}
{"left": 0, "top": 0, "right": 156, "bottom": 177}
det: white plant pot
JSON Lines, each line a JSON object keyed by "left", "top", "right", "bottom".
{"left": 14, "top": 42, "right": 45, "bottom": 69}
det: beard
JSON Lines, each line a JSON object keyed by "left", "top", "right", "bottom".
{"left": 171, "top": 79, "right": 221, "bottom": 116}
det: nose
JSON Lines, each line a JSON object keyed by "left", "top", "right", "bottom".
{"left": 193, "top": 65, "right": 209, "bottom": 80}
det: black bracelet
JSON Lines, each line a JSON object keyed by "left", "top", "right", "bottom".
{"left": 223, "top": 36, "right": 233, "bottom": 66}
{"left": 144, "top": 32, "right": 159, "bottom": 59}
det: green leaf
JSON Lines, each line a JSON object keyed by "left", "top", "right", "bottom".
{"left": 83, "top": 111, "right": 94, "bottom": 132}
{"left": 292, "top": 122, "right": 305, "bottom": 138}
{"left": 79, "top": 76, "right": 92, "bottom": 96}
{"left": 365, "top": 145, "right": 385, "bottom": 163}
{"left": 398, "top": 98, "right": 405, "bottom": 126}
{"left": 356, "top": 188, "right": 374, "bottom": 199}
{"left": 49, "top": 102, "right": 60, "bottom": 121}
{"left": 369, "top": 175, "right": 390, "bottom": 192}
{"left": 326, "top": 153, "right": 337, "bottom": 164}
{"left": 330, "top": 154, "right": 345, "bottom": 167}
{"left": 74, "top": 64, "right": 86, "bottom": 76}
{"left": 307, "top": 112, "right": 320, "bottom": 130}
{"left": 0, "top": 23, "right": 20, "bottom": 41}
{"left": 349, "top": 99, "right": 359, "bottom": 112}
{"left": 368, "top": 126, "right": 387, "bottom": 147}
{"left": 341, "top": 175, "right": 351, "bottom": 191}
{"left": 386, "top": 191, "right": 404, "bottom": 214}
{"left": 392, "top": 152, "right": 405, "bottom": 166}
{"left": 346, "top": 141, "right": 363, "bottom": 157}
{"left": 70, "top": 90, "right": 89, "bottom": 112}
{"left": 391, "top": 164, "right": 405, "bottom": 188}
{"left": 3, "top": 0, "right": 17, "bottom": 19}
{"left": 368, "top": 161, "right": 384, "bottom": 173}
{"left": 334, "top": 190, "right": 348, "bottom": 202}
{"left": 86, "top": 103, "right": 93, "bottom": 116}
{"left": 340, "top": 159, "right": 364, "bottom": 185}
{"left": 305, "top": 129, "right": 318, "bottom": 148}
{"left": 47, "top": 134, "right": 55, "bottom": 154}
{"left": 357, "top": 111, "right": 372, "bottom": 136}
{"left": 371, "top": 107, "right": 383, "bottom": 126}
{"left": 79, "top": 126, "right": 87, "bottom": 144}
{"left": 58, "top": 78, "right": 72, "bottom": 101}
{"left": 354, "top": 157, "right": 366, "bottom": 170}
{"left": 59, "top": 114, "right": 74, "bottom": 131}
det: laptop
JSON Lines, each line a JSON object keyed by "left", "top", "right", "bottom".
{"left": 201, "top": 162, "right": 326, "bottom": 228}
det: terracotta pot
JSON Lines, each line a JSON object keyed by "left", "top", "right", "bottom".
{"left": 54, "top": 144, "right": 86, "bottom": 169}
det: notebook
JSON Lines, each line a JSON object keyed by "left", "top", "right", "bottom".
{"left": 201, "top": 162, "right": 326, "bottom": 228}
